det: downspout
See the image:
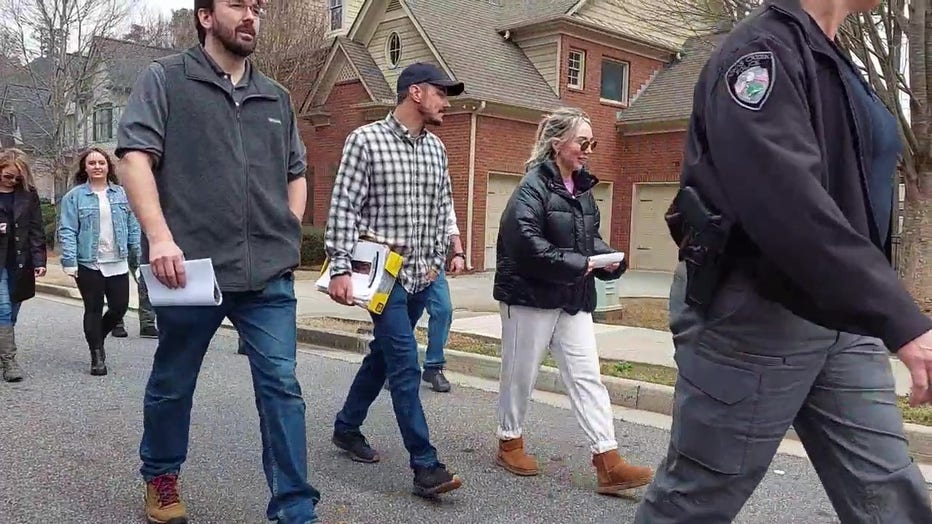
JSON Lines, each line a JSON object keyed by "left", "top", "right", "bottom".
{"left": 465, "top": 100, "right": 486, "bottom": 270}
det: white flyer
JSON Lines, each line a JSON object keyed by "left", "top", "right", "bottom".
{"left": 140, "top": 258, "right": 223, "bottom": 307}
{"left": 589, "top": 252, "right": 625, "bottom": 268}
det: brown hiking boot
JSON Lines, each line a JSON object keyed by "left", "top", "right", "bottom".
{"left": 144, "top": 474, "right": 188, "bottom": 524}
{"left": 496, "top": 437, "right": 539, "bottom": 476}
{"left": 592, "top": 449, "right": 653, "bottom": 495}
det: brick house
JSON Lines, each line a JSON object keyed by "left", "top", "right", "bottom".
{"left": 301, "top": 0, "right": 715, "bottom": 273}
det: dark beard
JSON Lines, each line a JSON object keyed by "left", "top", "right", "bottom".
{"left": 418, "top": 105, "right": 443, "bottom": 126}
{"left": 214, "top": 20, "right": 257, "bottom": 58}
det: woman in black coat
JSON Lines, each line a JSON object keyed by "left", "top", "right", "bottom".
{"left": 491, "top": 107, "right": 652, "bottom": 495}
{"left": 0, "top": 149, "right": 47, "bottom": 382}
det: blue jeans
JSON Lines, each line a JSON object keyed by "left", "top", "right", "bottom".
{"left": 139, "top": 274, "right": 319, "bottom": 523}
{"left": 424, "top": 270, "right": 452, "bottom": 370}
{"left": 0, "top": 268, "right": 21, "bottom": 327}
{"left": 334, "top": 281, "right": 439, "bottom": 469}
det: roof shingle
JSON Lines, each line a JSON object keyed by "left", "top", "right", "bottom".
{"left": 338, "top": 37, "right": 395, "bottom": 102}
{"left": 0, "top": 83, "right": 54, "bottom": 152}
{"left": 404, "top": 0, "right": 563, "bottom": 111}
{"left": 617, "top": 33, "right": 724, "bottom": 124}
{"left": 92, "top": 37, "right": 177, "bottom": 91}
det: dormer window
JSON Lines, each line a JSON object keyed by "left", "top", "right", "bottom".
{"left": 329, "top": 0, "right": 343, "bottom": 31}
{"left": 386, "top": 32, "right": 402, "bottom": 68}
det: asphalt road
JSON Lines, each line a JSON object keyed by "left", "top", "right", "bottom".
{"left": 0, "top": 297, "right": 849, "bottom": 523}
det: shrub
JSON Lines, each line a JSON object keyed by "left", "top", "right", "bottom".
{"left": 301, "top": 225, "right": 326, "bottom": 267}
{"left": 40, "top": 202, "right": 57, "bottom": 251}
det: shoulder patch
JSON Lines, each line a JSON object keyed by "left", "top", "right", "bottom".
{"left": 725, "top": 51, "right": 775, "bottom": 111}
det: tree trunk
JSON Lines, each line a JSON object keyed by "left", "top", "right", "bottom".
{"left": 899, "top": 172, "right": 932, "bottom": 314}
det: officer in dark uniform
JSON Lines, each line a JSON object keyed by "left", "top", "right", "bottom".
{"left": 634, "top": 0, "right": 932, "bottom": 522}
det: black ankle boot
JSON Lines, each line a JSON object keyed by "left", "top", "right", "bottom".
{"left": 90, "top": 347, "right": 107, "bottom": 376}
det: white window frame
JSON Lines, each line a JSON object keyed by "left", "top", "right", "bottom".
{"left": 600, "top": 57, "right": 630, "bottom": 105}
{"left": 328, "top": 0, "right": 344, "bottom": 31}
{"left": 567, "top": 49, "right": 585, "bottom": 89}
{"left": 386, "top": 32, "right": 402, "bottom": 68}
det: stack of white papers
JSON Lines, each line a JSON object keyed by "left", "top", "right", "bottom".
{"left": 316, "top": 240, "right": 403, "bottom": 313}
{"left": 140, "top": 258, "right": 223, "bottom": 307}
{"left": 589, "top": 252, "right": 625, "bottom": 268}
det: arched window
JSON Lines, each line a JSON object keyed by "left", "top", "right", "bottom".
{"left": 386, "top": 32, "right": 402, "bottom": 68}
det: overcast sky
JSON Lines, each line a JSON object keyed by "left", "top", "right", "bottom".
{"left": 137, "top": 0, "right": 192, "bottom": 16}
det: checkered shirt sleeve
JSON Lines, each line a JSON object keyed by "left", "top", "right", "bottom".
{"left": 324, "top": 116, "right": 454, "bottom": 293}
{"left": 324, "top": 129, "right": 370, "bottom": 276}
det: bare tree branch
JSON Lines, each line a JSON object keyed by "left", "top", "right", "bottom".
{"left": 0, "top": 0, "right": 131, "bottom": 198}
{"left": 250, "top": 0, "right": 328, "bottom": 95}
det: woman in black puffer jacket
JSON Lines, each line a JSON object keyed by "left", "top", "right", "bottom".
{"left": 490, "top": 107, "right": 653, "bottom": 496}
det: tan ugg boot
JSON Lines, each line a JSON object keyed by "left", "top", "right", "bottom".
{"left": 496, "top": 437, "right": 539, "bottom": 476}
{"left": 592, "top": 449, "right": 653, "bottom": 495}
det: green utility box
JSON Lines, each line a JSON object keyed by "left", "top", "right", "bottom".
{"left": 594, "top": 278, "right": 621, "bottom": 313}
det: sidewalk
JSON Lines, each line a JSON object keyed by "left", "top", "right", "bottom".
{"left": 39, "top": 260, "right": 914, "bottom": 396}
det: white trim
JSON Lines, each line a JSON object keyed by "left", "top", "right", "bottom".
{"left": 398, "top": 1, "right": 458, "bottom": 80}
{"left": 385, "top": 31, "right": 402, "bottom": 69}
{"left": 592, "top": 180, "right": 615, "bottom": 243}
{"left": 599, "top": 56, "right": 630, "bottom": 105}
{"left": 341, "top": 43, "right": 377, "bottom": 101}
{"left": 555, "top": 36, "right": 563, "bottom": 97}
{"left": 565, "top": 0, "right": 590, "bottom": 16}
{"left": 301, "top": 39, "right": 341, "bottom": 112}
{"left": 484, "top": 171, "right": 526, "bottom": 270}
{"left": 520, "top": 24, "right": 672, "bottom": 62}
{"left": 567, "top": 48, "right": 585, "bottom": 90}
{"left": 303, "top": 42, "right": 377, "bottom": 111}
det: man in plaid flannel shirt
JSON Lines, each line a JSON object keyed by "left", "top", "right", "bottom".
{"left": 324, "top": 62, "right": 464, "bottom": 498}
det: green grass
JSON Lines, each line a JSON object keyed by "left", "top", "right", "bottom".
{"left": 297, "top": 316, "right": 932, "bottom": 426}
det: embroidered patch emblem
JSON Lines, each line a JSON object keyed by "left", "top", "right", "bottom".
{"left": 725, "top": 51, "right": 775, "bottom": 111}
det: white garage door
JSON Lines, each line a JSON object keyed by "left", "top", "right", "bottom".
{"left": 592, "top": 182, "right": 613, "bottom": 243}
{"left": 631, "top": 183, "right": 679, "bottom": 272}
{"left": 485, "top": 173, "right": 521, "bottom": 270}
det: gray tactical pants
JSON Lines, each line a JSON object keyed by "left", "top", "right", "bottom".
{"left": 634, "top": 263, "right": 931, "bottom": 523}
{"left": 134, "top": 270, "right": 156, "bottom": 329}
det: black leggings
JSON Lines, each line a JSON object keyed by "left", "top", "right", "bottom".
{"left": 76, "top": 266, "right": 129, "bottom": 349}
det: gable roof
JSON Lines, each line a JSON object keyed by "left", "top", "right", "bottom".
{"left": 0, "top": 83, "right": 54, "bottom": 153}
{"left": 309, "top": 0, "right": 681, "bottom": 114}
{"left": 90, "top": 37, "right": 177, "bottom": 91}
{"left": 402, "top": 0, "right": 565, "bottom": 110}
{"left": 338, "top": 37, "right": 394, "bottom": 102}
{"left": 617, "top": 33, "right": 724, "bottom": 125}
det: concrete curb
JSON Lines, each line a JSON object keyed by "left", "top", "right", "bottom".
{"left": 292, "top": 325, "right": 932, "bottom": 463}
{"left": 35, "top": 283, "right": 932, "bottom": 463}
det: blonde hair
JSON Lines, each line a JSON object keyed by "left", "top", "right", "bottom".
{"left": 526, "top": 107, "right": 591, "bottom": 168}
{"left": 0, "top": 148, "right": 35, "bottom": 190}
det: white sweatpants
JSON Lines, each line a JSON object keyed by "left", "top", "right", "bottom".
{"left": 496, "top": 303, "right": 618, "bottom": 454}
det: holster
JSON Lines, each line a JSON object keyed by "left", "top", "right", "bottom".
{"left": 665, "top": 186, "right": 733, "bottom": 312}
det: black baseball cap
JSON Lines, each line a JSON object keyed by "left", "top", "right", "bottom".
{"left": 396, "top": 62, "right": 465, "bottom": 96}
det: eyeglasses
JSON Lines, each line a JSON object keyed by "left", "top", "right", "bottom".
{"left": 220, "top": 0, "right": 267, "bottom": 18}
{"left": 578, "top": 138, "right": 598, "bottom": 153}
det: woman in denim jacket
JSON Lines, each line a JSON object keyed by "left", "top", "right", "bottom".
{"left": 58, "top": 148, "right": 141, "bottom": 376}
{"left": 0, "top": 149, "right": 47, "bottom": 382}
